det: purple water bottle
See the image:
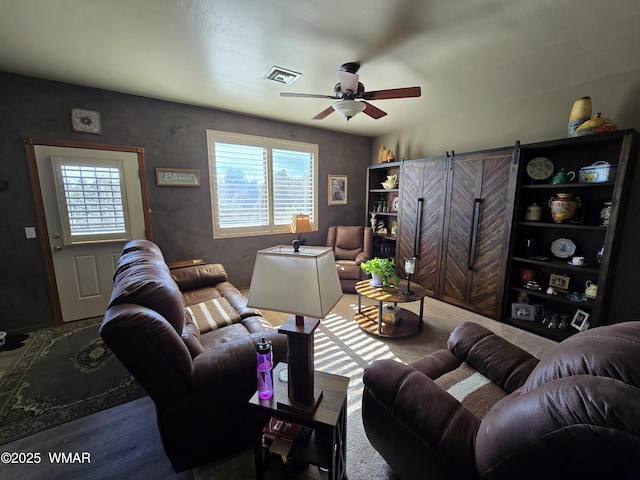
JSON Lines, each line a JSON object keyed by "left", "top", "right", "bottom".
{"left": 256, "top": 337, "right": 273, "bottom": 399}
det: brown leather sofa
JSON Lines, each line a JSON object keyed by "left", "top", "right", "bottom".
{"left": 100, "top": 240, "right": 287, "bottom": 472}
{"left": 326, "top": 225, "right": 373, "bottom": 293}
{"left": 362, "top": 321, "right": 640, "bottom": 480}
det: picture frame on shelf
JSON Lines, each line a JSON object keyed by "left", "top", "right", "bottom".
{"left": 511, "top": 303, "right": 536, "bottom": 321}
{"left": 533, "top": 304, "right": 546, "bottom": 320}
{"left": 571, "top": 309, "right": 590, "bottom": 331}
{"left": 328, "top": 174, "right": 348, "bottom": 206}
{"left": 549, "top": 273, "right": 570, "bottom": 292}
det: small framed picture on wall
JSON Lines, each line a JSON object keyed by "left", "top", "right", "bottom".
{"left": 328, "top": 174, "right": 348, "bottom": 206}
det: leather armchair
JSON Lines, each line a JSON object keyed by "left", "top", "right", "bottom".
{"left": 326, "top": 225, "right": 373, "bottom": 293}
{"left": 362, "top": 321, "right": 640, "bottom": 480}
{"left": 100, "top": 240, "right": 287, "bottom": 472}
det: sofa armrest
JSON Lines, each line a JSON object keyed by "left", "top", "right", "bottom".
{"left": 447, "top": 322, "right": 539, "bottom": 393}
{"left": 363, "top": 358, "right": 479, "bottom": 479}
{"left": 354, "top": 251, "right": 371, "bottom": 265}
{"left": 171, "top": 264, "right": 228, "bottom": 291}
{"left": 191, "top": 330, "right": 286, "bottom": 388}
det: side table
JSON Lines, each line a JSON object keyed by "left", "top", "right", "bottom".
{"left": 354, "top": 279, "right": 426, "bottom": 338}
{"left": 248, "top": 362, "right": 349, "bottom": 480}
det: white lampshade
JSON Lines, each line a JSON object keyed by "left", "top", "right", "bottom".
{"left": 247, "top": 245, "right": 342, "bottom": 318}
{"left": 332, "top": 100, "right": 366, "bottom": 120}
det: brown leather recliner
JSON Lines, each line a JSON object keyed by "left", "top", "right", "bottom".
{"left": 100, "top": 240, "right": 287, "bottom": 472}
{"left": 362, "top": 321, "right": 640, "bottom": 480}
{"left": 326, "top": 225, "right": 373, "bottom": 293}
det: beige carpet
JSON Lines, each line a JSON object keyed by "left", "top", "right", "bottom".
{"left": 195, "top": 292, "right": 557, "bottom": 479}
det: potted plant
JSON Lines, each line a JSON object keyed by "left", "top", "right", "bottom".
{"left": 360, "top": 257, "right": 401, "bottom": 287}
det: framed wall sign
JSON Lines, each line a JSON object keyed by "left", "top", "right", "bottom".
{"left": 328, "top": 174, "right": 348, "bottom": 206}
{"left": 156, "top": 168, "right": 200, "bottom": 187}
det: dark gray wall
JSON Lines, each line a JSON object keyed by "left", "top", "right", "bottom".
{"left": 0, "top": 71, "right": 372, "bottom": 333}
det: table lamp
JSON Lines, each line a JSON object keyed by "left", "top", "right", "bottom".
{"left": 247, "top": 245, "right": 343, "bottom": 414}
{"left": 291, "top": 214, "right": 312, "bottom": 253}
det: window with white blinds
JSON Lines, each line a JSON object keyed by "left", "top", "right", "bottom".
{"left": 52, "top": 156, "right": 131, "bottom": 245}
{"left": 207, "top": 130, "right": 317, "bottom": 239}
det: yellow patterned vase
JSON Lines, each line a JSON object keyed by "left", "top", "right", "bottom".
{"left": 568, "top": 96, "right": 592, "bottom": 137}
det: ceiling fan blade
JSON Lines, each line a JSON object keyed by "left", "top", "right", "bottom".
{"left": 338, "top": 70, "right": 359, "bottom": 94}
{"left": 362, "top": 101, "right": 387, "bottom": 119}
{"left": 281, "top": 92, "right": 338, "bottom": 99}
{"left": 363, "top": 86, "right": 421, "bottom": 100}
{"left": 312, "top": 105, "right": 335, "bottom": 120}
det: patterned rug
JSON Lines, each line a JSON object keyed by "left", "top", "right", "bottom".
{"left": 0, "top": 318, "right": 146, "bottom": 445}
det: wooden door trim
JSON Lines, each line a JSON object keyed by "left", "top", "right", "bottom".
{"left": 23, "top": 138, "right": 151, "bottom": 326}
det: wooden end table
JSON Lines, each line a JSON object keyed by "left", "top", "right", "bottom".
{"left": 354, "top": 279, "right": 426, "bottom": 338}
{"left": 248, "top": 363, "right": 349, "bottom": 480}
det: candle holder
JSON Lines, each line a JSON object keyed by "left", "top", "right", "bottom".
{"left": 401, "top": 256, "right": 416, "bottom": 295}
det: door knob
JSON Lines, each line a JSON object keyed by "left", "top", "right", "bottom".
{"left": 53, "top": 246, "right": 63, "bottom": 251}
{"left": 51, "top": 233, "right": 61, "bottom": 239}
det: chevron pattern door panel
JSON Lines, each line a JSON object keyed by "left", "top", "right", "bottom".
{"left": 440, "top": 149, "right": 515, "bottom": 318}
{"left": 398, "top": 160, "right": 446, "bottom": 297}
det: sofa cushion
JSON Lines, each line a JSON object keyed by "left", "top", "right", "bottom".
{"left": 109, "top": 250, "right": 186, "bottom": 335}
{"left": 171, "top": 264, "right": 228, "bottom": 291}
{"left": 187, "top": 297, "right": 242, "bottom": 334}
{"left": 434, "top": 362, "right": 508, "bottom": 419}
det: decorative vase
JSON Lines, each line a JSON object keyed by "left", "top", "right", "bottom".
{"left": 525, "top": 203, "right": 542, "bottom": 221}
{"left": 568, "top": 96, "right": 592, "bottom": 136}
{"left": 574, "top": 113, "right": 617, "bottom": 137}
{"left": 600, "top": 202, "right": 612, "bottom": 226}
{"left": 549, "top": 193, "right": 581, "bottom": 223}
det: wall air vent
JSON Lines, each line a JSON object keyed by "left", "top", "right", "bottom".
{"left": 264, "top": 66, "right": 301, "bottom": 85}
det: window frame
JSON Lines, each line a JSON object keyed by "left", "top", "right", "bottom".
{"left": 207, "top": 129, "right": 318, "bottom": 239}
{"left": 51, "top": 155, "right": 132, "bottom": 246}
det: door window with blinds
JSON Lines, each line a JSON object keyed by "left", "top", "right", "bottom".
{"left": 51, "top": 156, "right": 132, "bottom": 245}
{"left": 207, "top": 130, "right": 318, "bottom": 239}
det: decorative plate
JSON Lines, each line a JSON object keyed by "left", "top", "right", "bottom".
{"left": 71, "top": 108, "right": 101, "bottom": 134}
{"left": 551, "top": 238, "right": 576, "bottom": 258}
{"left": 391, "top": 196, "right": 399, "bottom": 212}
{"left": 526, "top": 157, "right": 554, "bottom": 180}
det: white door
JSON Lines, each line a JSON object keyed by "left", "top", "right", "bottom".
{"left": 34, "top": 145, "right": 147, "bottom": 322}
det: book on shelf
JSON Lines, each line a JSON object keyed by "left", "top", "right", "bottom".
{"left": 262, "top": 417, "right": 302, "bottom": 442}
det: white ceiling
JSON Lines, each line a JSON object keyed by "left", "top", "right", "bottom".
{"left": 1, "top": 0, "right": 640, "bottom": 138}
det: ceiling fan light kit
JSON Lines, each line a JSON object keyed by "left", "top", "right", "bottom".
{"left": 332, "top": 100, "right": 366, "bottom": 120}
{"left": 281, "top": 61, "right": 421, "bottom": 121}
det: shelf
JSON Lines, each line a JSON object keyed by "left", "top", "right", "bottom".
{"left": 369, "top": 211, "right": 397, "bottom": 217}
{"left": 509, "top": 286, "right": 597, "bottom": 308}
{"left": 374, "top": 233, "right": 397, "bottom": 241}
{"left": 502, "top": 316, "right": 577, "bottom": 342}
{"left": 517, "top": 221, "right": 607, "bottom": 231}
{"left": 521, "top": 181, "right": 615, "bottom": 189}
{"left": 370, "top": 188, "right": 399, "bottom": 193}
{"left": 512, "top": 256, "right": 600, "bottom": 274}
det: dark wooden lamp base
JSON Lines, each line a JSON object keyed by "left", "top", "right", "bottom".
{"left": 277, "top": 315, "right": 323, "bottom": 414}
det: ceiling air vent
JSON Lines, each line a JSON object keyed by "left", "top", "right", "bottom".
{"left": 264, "top": 66, "right": 301, "bottom": 85}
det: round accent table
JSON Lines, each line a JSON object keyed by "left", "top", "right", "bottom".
{"left": 354, "top": 279, "right": 426, "bottom": 338}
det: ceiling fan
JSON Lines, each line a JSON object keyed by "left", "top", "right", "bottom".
{"left": 280, "top": 62, "right": 421, "bottom": 121}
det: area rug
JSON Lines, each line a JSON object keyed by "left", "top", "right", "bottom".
{"left": 0, "top": 318, "right": 146, "bottom": 445}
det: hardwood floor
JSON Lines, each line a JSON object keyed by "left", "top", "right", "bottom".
{"left": 1, "top": 396, "right": 192, "bottom": 480}
{"left": 0, "top": 333, "right": 189, "bottom": 479}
